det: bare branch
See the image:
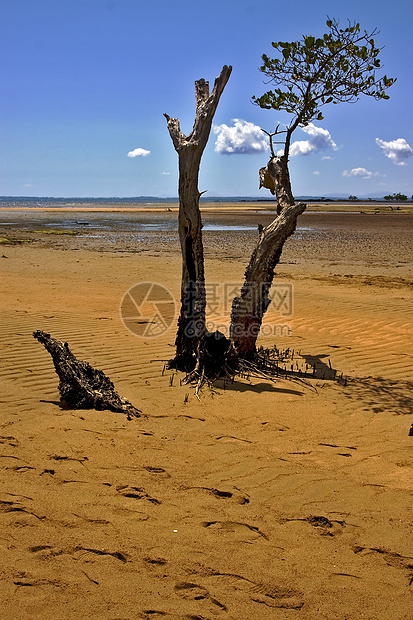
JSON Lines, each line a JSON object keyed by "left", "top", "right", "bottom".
{"left": 163, "top": 113, "right": 186, "bottom": 152}
{"left": 195, "top": 78, "right": 210, "bottom": 110}
{"left": 190, "top": 65, "right": 232, "bottom": 145}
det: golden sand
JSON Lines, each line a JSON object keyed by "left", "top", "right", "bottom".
{"left": 0, "top": 209, "right": 412, "bottom": 618}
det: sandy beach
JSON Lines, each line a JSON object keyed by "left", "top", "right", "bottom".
{"left": 1, "top": 207, "right": 412, "bottom": 619}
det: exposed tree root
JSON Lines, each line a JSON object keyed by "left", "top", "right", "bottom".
{"left": 181, "top": 331, "right": 238, "bottom": 389}
{"left": 237, "top": 357, "right": 315, "bottom": 391}
{"left": 33, "top": 331, "right": 140, "bottom": 419}
{"left": 176, "top": 336, "right": 343, "bottom": 395}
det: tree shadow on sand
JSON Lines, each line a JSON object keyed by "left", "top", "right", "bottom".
{"left": 341, "top": 376, "right": 413, "bottom": 416}
{"left": 214, "top": 379, "right": 304, "bottom": 396}
{"left": 300, "top": 353, "right": 342, "bottom": 381}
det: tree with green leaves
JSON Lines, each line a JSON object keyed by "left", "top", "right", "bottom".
{"left": 164, "top": 19, "right": 396, "bottom": 387}
{"left": 384, "top": 192, "right": 408, "bottom": 201}
{"left": 254, "top": 18, "right": 396, "bottom": 211}
{"left": 231, "top": 18, "right": 396, "bottom": 358}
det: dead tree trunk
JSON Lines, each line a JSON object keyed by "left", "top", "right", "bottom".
{"left": 230, "top": 202, "right": 306, "bottom": 359}
{"left": 33, "top": 331, "right": 140, "bottom": 419}
{"left": 259, "top": 155, "right": 294, "bottom": 214}
{"left": 164, "top": 65, "right": 232, "bottom": 371}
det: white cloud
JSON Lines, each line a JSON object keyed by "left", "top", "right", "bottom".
{"left": 284, "top": 140, "right": 315, "bottom": 157}
{"left": 376, "top": 138, "right": 412, "bottom": 165}
{"left": 127, "top": 147, "right": 150, "bottom": 157}
{"left": 213, "top": 119, "right": 269, "bottom": 154}
{"left": 160, "top": 171, "right": 170, "bottom": 175}
{"left": 313, "top": 171, "right": 320, "bottom": 176}
{"left": 342, "top": 167, "right": 381, "bottom": 179}
{"left": 278, "top": 123, "right": 337, "bottom": 157}
{"left": 302, "top": 123, "right": 338, "bottom": 150}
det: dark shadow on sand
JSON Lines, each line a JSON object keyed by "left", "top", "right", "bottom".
{"left": 40, "top": 399, "right": 73, "bottom": 410}
{"left": 341, "top": 377, "right": 413, "bottom": 416}
{"left": 214, "top": 379, "right": 304, "bottom": 396}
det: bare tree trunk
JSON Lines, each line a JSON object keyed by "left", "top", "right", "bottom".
{"left": 229, "top": 143, "right": 304, "bottom": 359}
{"left": 164, "top": 65, "right": 232, "bottom": 371}
{"left": 259, "top": 155, "right": 294, "bottom": 214}
{"left": 230, "top": 201, "right": 306, "bottom": 358}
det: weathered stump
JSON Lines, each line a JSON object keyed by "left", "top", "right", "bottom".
{"left": 183, "top": 330, "right": 238, "bottom": 387}
{"left": 33, "top": 330, "right": 140, "bottom": 419}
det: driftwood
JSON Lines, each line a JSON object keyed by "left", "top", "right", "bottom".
{"left": 33, "top": 331, "right": 140, "bottom": 419}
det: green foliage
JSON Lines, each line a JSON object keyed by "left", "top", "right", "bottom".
{"left": 348, "top": 195, "right": 358, "bottom": 201}
{"left": 383, "top": 192, "right": 408, "bottom": 201}
{"left": 33, "top": 229, "right": 79, "bottom": 235}
{"left": 253, "top": 18, "right": 396, "bottom": 138}
{"left": 0, "top": 237, "right": 33, "bottom": 245}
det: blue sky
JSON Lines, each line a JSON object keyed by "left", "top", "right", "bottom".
{"left": 1, "top": 0, "right": 412, "bottom": 198}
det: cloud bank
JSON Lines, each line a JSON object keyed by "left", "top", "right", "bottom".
{"left": 279, "top": 123, "right": 337, "bottom": 157}
{"left": 213, "top": 120, "right": 337, "bottom": 159}
{"left": 375, "top": 138, "right": 412, "bottom": 165}
{"left": 213, "top": 119, "right": 269, "bottom": 154}
{"left": 342, "top": 167, "right": 380, "bottom": 179}
{"left": 127, "top": 147, "right": 150, "bottom": 157}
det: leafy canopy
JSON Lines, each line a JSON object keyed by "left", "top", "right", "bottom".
{"left": 384, "top": 192, "right": 407, "bottom": 201}
{"left": 253, "top": 18, "right": 396, "bottom": 131}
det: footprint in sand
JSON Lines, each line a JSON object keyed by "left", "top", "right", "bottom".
{"left": 202, "top": 520, "right": 268, "bottom": 541}
{"left": 0, "top": 435, "right": 19, "bottom": 447}
{"left": 174, "top": 581, "right": 227, "bottom": 610}
{"left": 279, "top": 514, "right": 346, "bottom": 537}
{"left": 116, "top": 484, "right": 161, "bottom": 504}
{"left": 144, "top": 465, "right": 171, "bottom": 478}
{"left": 185, "top": 485, "right": 250, "bottom": 505}
{"left": 250, "top": 582, "right": 304, "bottom": 609}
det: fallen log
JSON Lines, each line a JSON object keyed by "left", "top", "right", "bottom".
{"left": 33, "top": 330, "right": 140, "bottom": 419}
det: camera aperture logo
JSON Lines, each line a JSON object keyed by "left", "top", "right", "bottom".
{"left": 120, "top": 280, "right": 294, "bottom": 339}
{"left": 120, "top": 282, "right": 176, "bottom": 338}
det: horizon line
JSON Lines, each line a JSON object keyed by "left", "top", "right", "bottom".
{"left": 1, "top": 194, "right": 409, "bottom": 201}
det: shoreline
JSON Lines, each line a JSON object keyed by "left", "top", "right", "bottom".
{"left": 1, "top": 201, "right": 413, "bottom": 214}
